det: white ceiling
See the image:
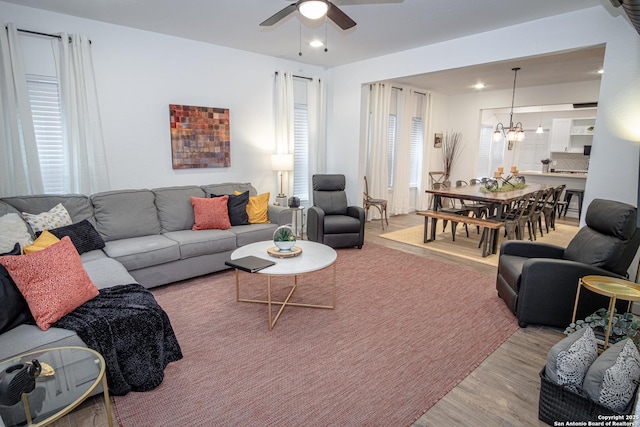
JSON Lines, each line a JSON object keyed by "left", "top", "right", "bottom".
{"left": 4, "top": 0, "right": 621, "bottom": 93}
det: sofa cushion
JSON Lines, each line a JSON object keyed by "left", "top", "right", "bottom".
{"left": 191, "top": 196, "right": 231, "bottom": 230}
{"left": 231, "top": 223, "right": 280, "bottom": 247}
{"left": 0, "top": 324, "right": 86, "bottom": 361}
{"left": 153, "top": 185, "right": 206, "bottom": 232}
{"left": 163, "top": 229, "right": 237, "bottom": 259}
{"left": 21, "top": 203, "right": 72, "bottom": 233}
{"left": 201, "top": 182, "right": 256, "bottom": 197}
{"left": 0, "top": 212, "right": 33, "bottom": 253}
{"left": 23, "top": 230, "right": 60, "bottom": 254}
{"left": 546, "top": 326, "right": 598, "bottom": 393}
{"left": 48, "top": 219, "right": 106, "bottom": 255}
{"left": 1, "top": 194, "right": 94, "bottom": 226}
{"left": 102, "top": 235, "right": 180, "bottom": 271}
{"left": 82, "top": 257, "right": 137, "bottom": 289}
{"left": 0, "top": 237, "right": 99, "bottom": 331}
{"left": 91, "top": 189, "right": 161, "bottom": 241}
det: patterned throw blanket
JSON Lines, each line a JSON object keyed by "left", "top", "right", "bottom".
{"left": 54, "top": 284, "right": 183, "bottom": 396}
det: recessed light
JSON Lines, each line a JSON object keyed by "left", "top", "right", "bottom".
{"left": 474, "top": 83, "right": 486, "bottom": 90}
{"left": 596, "top": 69, "right": 604, "bottom": 74}
{"left": 309, "top": 40, "right": 324, "bottom": 48}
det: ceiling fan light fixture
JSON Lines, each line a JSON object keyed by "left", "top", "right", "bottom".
{"left": 309, "top": 40, "right": 324, "bottom": 47}
{"left": 298, "top": 0, "right": 329, "bottom": 20}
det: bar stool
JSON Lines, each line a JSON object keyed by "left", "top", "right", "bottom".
{"left": 562, "top": 189, "right": 585, "bottom": 218}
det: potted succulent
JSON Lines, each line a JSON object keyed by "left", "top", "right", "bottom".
{"left": 273, "top": 225, "right": 296, "bottom": 251}
{"left": 564, "top": 308, "right": 640, "bottom": 349}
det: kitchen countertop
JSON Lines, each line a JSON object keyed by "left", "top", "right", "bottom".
{"left": 519, "top": 171, "right": 587, "bottom": 179}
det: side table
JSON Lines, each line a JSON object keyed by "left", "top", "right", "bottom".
{"left": 0, "top": 346, "right": 113, "bottom": 427}
{"left": 572, "top": 275, "right": 640, "bottom": 350}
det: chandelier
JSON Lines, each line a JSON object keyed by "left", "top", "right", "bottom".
{"left": 493, "top": 67, "right": 525, "bottom": 143}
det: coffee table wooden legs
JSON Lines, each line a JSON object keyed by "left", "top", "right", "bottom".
{"left": 235, "top": 264, "right": 337, "bottom": 330}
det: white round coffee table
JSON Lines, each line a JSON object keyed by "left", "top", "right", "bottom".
{"left": 230, "top": 240, "right": 337, "bottom": 330}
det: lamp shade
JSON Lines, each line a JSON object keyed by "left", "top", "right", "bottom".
{"left": 271, "top": 154, "right": 294, "bottom": 171}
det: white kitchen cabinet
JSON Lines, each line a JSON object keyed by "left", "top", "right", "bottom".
{"left": 549, "top": 118, "right": 572, "bottom": 152}
{"left": 549, "top": 117, "right": 595, "bottom": 153}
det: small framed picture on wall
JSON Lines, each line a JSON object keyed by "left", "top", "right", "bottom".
{"left": 434, "top": 133, "right": 443, "bottom": 148}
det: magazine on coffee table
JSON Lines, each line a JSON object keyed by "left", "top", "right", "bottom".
{"left": 225, "top": 256, "right": 275, "bottom": 273}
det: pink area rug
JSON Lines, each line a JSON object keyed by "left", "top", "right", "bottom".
{"left": 112, "top": 243, "right": 517, "bottom": 426}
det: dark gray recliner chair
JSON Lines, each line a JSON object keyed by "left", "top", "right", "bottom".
{"left": 496, "top": 198, "right": 640, "bottom": 328}
{"left": 307, "top": 174, "right": 365, "bottom": 249}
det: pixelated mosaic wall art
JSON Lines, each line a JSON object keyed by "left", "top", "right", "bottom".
{"left": 170, "top": 104, "right": 231, "bottom": 169}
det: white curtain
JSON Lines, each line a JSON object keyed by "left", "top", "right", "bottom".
{"left": 274, "top": 71, "right": 294, "bottom": 155}
{"left": 53, "top": 33, "right": 109, "bottom": 194}
{"left": 390, "top": 88, "right": 417, "bottom": 215}
{"left": 418, "top": 93, "right": 433, "bottom": 210}
{"left": 0, "top": 23, "right": 44, "bottom": 196}
{"left": 307, "top": 77, "right": 326, "bottom": 197}
{"left": 366, "top": 83, "right": 391, "bottom": 220}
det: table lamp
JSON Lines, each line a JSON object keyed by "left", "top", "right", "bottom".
{"left": 271, "top": 154, "right": 294, "bottom": 205}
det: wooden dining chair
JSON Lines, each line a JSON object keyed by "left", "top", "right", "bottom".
{"left": 363, "top": 176, "right": 388, "bottom": 229}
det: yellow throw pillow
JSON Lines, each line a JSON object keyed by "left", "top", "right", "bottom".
{"left": 236, "top": 192, "right": 270, "bottom": 224}
{"left": 23, "top": 230, "right": 61, "bottom": 254}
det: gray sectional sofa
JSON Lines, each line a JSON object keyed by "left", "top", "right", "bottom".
{"left": 0, "top": 182, "right": 289, "bottom": 361}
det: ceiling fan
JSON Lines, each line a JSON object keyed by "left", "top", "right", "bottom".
{"left": 260, "top": 0, "right": 357, "bottom": 30}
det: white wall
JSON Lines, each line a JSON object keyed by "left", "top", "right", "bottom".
{"left": 0, "top": 1, "right": 326, "bottom": 196}
{"left": 327, "top": 7, "right": 640, "bottom": 214}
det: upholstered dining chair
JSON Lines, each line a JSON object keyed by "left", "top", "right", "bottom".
{"left": 496, "top": 198, "right": 640, "bottom": 328}
{"left": 363, "top": 176, "right": 388, "bottom": 230}
{"left": 307, "top": 174, "right": 365, "bottom": 249}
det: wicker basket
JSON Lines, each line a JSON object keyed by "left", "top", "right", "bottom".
{"left": 538, "top": 367, "right": 637, "bottom": 425}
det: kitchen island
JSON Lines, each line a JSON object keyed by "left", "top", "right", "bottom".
{"left": 519, "top": 171, "right": 586, "bottom": 219}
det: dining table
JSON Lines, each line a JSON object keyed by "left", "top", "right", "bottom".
{"left": 424, "top": 182, "right": 550, "bottom": 253}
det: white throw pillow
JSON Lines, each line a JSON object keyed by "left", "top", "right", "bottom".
{"left": 547, "top": 327, "right": 598, "bottom": 393}
{"left": 0, "top": 213, "right": 33, "bottom": 253}
{"left": 583, "top": 339, "right": 640, "bottom": 412}
{"left": 22, "top": 203, "right": 72, "bottom": 233}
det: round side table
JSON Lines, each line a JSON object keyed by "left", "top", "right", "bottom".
{"left": 572, "top": 275, "right": 640, "bottom": 350}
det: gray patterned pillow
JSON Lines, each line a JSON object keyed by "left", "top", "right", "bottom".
{"left": 546, "top": 327, "right": 598, "bottom": 393}
{"left": 583, "top": 339, "right": 640, "bottom": 411}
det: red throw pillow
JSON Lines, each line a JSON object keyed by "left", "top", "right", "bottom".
{"left": 0, "top": 236, "right": 99, "bottom": 331}
{"left": 191, "top": 196, "right": 232, "bottom": 230}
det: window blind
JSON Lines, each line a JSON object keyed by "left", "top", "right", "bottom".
{"left": 409, "top": 117, "right": 423, "bottom": 187}
{"left": 293, "top": 103, "right": 309, "bottom": 201}
{"left": 26, "top": 75, "right": 64, "bottom": 194}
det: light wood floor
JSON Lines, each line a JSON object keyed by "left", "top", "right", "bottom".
{"left": 45, "top": 213, "right": 576, "bottom": 427}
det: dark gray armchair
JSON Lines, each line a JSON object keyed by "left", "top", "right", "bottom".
{"left": 307, "top": 174, "right": 365, "bottom": 249}
{"left": 496, "top": 198, "right": 640, "bottom": 328}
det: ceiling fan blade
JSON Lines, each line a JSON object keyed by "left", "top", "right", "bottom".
{"left": 327, "top": 2, "right": 357, "bottom": 29}
{"left": 260, "top": 3, "right": 298, "bottom": 26}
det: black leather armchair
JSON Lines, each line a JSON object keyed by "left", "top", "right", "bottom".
{"left": 496, "top": 198, "right": 640, "bottom": 328}
{"left": 307, "top": 174, "right": 365, "bottom": 249}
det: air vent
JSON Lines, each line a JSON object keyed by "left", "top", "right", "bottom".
{"left": 609, "top": 0, "right": 640, "bottom": 36}
{"left": 573, "top": 102, "right": 598, "bottom": 109}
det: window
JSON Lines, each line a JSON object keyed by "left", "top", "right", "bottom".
{"left": 477, "top": 125, "right": 504, "bottom": 178}
{"left": 26, "top": 75, "right": 65, "bottom": 194}
{"left": 293, "top": 103, "right": 309, "bottom": 202}
{"left": 409, "top": 117, "right": 423, "bottom": 187}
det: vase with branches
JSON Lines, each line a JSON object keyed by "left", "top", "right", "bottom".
{"left": 441, "top": 131, "right": 464, "bottom": 186}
